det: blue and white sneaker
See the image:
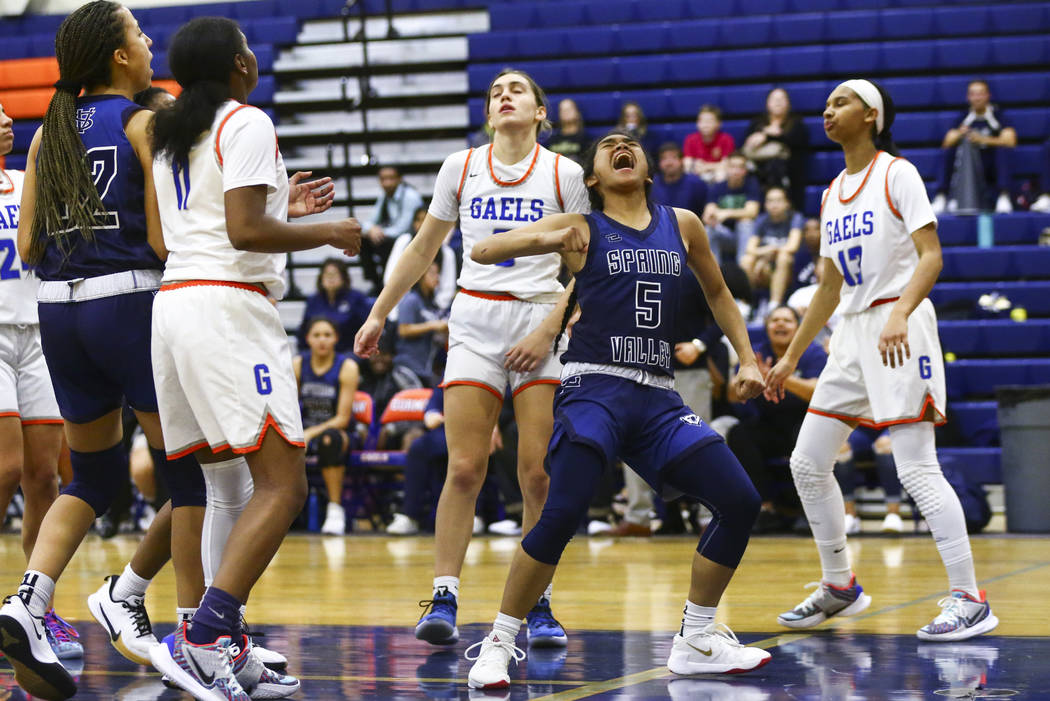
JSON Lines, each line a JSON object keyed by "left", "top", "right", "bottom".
{"left": 415, "top": 587, "right": 458, "bottom": 645}
{"left": 526, "top": 597, "right": 567, "bottom": 648}
{"left": 148, "top": 622, "right": 250, "bottom": 701}
{"left": 229, "top": 634, "right": 300, "bottom": 699}
{"left": 917, "top": 589, "right": 999, "bottom": 642}
{"left": 44, "top": 609, "right": 84, "bottom": 660}
{"left": 777, "top": 575, "right": 872, "bottom": 629}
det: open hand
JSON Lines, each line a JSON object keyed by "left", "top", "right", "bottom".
{"left": 878, "top": 312, "right": 910, "bottom": 368}
{"left": 288, "top": 171, "right": 335, "bottom": 218}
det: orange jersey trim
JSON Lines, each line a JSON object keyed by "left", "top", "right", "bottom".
{"left": 820, "top": 178, "right": 835, "bottom": 217}
{"left": 160, "top": 280, "right": 267, "bottom": 295}
{"left": 441, "top": 379, "right": 503, "bottom": 400}
{"left": 884, "top": 156, "right": 904, "bottom": 219}
{"left": 489, "top": 143, "right": 540, "bottom": 187}
{"left": 456, "top": 147, "right": 475, "bottom": 202}
{"left": 869, "top": 296, "right": 900, "bottom": 308}
{"left": 460, "top": 289, "right": 518, "bottom": 302}
{"left": 0, "top": 169, "right": 14, "bottom": 195}
{"left": 22, "top": 419, "right": 63, "bottom": 426}
{"left": 837, "top": 151, "right": 883, "bottom": 204}
{"left": 808, "top": 393, "right": 946, "bottom": 430}
{"left": 167, "top": 440, "right": 211, "bottom": 461}
{"left": 0, "top": 411, "right": 21, "bottom": 419}
{"left": 167, "top": 415, "right": 304, "bottom": 460}
{"left": 214, "top": 104, "right": 253, "bottom": 167}
{"left": 553, "top": 153, "right": 564, "bottom": 210}
{"left": 513, "top": 379, "right": 560, "bottom": 397}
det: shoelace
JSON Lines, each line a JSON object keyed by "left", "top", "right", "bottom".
{"left": 121, "top": 596, "right": 154, "bottom": 638}
{"left": 700, "top": 622, "right": 743, "bottom": 648}
{"left": 464, "top": 636, "right": 526, "bottom": 664}
{"left": 240, "top": 615, "right": 267, "bottom": 642}
{"left": 792, "top": 582, "right": 827, "bottom": 612}
{"left": 529, "top": 601, "right": 562, "bottom": 631}
{"left": 44, "top": 611, "right": 79, "bottom": 643}
{"left": 931, "top": 595, "right": 967, "bottom": 625}
{"left": 418, "top": 596, "right": 454, "bottom": 619}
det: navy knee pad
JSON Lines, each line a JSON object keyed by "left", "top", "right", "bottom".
{"left": 315, "top": 429, "right": 347, "bottom": 467}
{"left": 62, "top": 443, "right": 128, "bottom": 517}
{"left": 521, "top": 439, "right": 605, "bottom": 566}
{"left": 152, "top": 448, "right": 207, "bottom": 508}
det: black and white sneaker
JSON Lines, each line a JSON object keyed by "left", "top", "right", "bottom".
{"left": 87, "top": 574, "right": 157, "bottom": 666}
{"left": 0, "top": 594, "right": 77, "bottom": 700}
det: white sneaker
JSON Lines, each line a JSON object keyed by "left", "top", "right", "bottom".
{"left": 995, "top": 192, "right": 1013, "bottom": 214}
{"left": 320, "top": 503, "right": 345, "bottom": 535}
{"left": 252, "top": 644, "right": 288, "bottom": 670}
{"left": 587, "top": 519, "right": 613, "bottom": 535}
{"left": 87, "top": 575, "right": 158, "bottom": 666}
{"left": 667, "top": 623, "right": 771, "bottom": 675}
{"left": 473, "top": 516, "right": 485, "bottom": 535}
{"left": 230, "top": 635, "right": 300, "bottom": 699}
{"left": 844, "top": 513, "right": 861, "bottom": 535}
{"left": 917, "top": 590, "right": 999, "bottom": 642}
{"left": 487, "top": 519, "right": 522, "bottom": 536}
{"left": 881, "top": 512, "right": 903, "bottom": 533}
{"left": 931, "top": 193, "right": 947, "bottom": 214}
{"left": 386, "top": 513, "right": 419, "bottom": 535}
{"left": 777, "top": 575, "right": 871, "bottom": 629}
{"left": 1030, "top": 193, "right": 1050, "bottom": 213}
{"left": 0, "top": 595, "right": 77, "bottom": 699}
{"left": 465, "top": 631, "right": 526, "bottom": 689}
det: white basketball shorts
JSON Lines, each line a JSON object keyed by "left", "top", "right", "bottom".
{"left": 0, "top": 323, "right": 61, "bottom": 425}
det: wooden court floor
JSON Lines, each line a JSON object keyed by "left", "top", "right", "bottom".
{"left": 2, "top": 531, "right": 1049, "bottom": 699}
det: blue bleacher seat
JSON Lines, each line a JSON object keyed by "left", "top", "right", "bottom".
{"left": 947, "top": 359, "right": 1050, "bottom": 399}
{"left": 939, "top": 320, "right": 1050, "bottom": 357}
{"left": 783, "top": 81, "right": 828, "bottom": 113}
{"left": 772, "top": 12, "right": 826, "bottom": 44}
{"left": 487, "top": 3, "right": 537, "bottom": 31}
{"left": 719, "top": 84, "right": 771, "bottom": 116}
{"left": 950, "top": 402, "right": 999, "bottom": 447}
{"left": 234, "top": 0, "right": 279, "bottom": 19}
{"left": 666, "top": 52, "right": 721, "bottom": 84}
{"left": 0, "top": 37, "right": 32, "bottom": 61}
{"left": 468, "top": 33, "right": 511, "bottom": 61}
{"left": 29, "top": 34, "right": 57, "bottom": 59}
{"left": 833, "top": 11, "right": 880, "bottom": 41}
{"left": 1012, "top": 145, "right": 1044, "bottom": 176}
{"left": 775, "top": 46, "right": 825, "bottom": 77}
{"left": 881, "top": 39, "right": 934, "bottom": 72}
{"left": 892, "top": 114, "right": 938, "bottom": 145}
{"left": 571, "top": 93, "right": 619, "bottom": 123}
{"left": 546, "top": 1, "right": 587, "bottom": 28}
{"left": 787, "top": 0, "right": 839, "bottom": 10}
{"left": 627, "top": 90, "right": 673, "bottom": 122}
{"left": 738, "top": 0, "right": 786, "bottom": 14}
{"left": 251, "top": 75, "right": 277, "bottom": 105}
{"left": 720, "top": 49, "right": 773, "bottom": 80}
{"left": 18, "top": 14, "right": 64, "bottom": 36}
{"left": 584, "top": 0, "right": 636, "bottom": 24}
{"left": 931, "top": 281, "right": 1050, "bottom": 317}
{"left": 248, "top": 17, "right": 299, "bottom": 45}
{"left": 991, "top": 35, "right": 1048, "bottom": 67}
{"left": 565, "top": 58, "right": 616, "bottom": 88}
{"left": 938, "top": 448, "right": 1001, "bottom": 484}
{"left": 12, "top": 121, "right": 41, "bottom": 155}
{"left": 136, "top": 5, "right": 192, "bottom": 26}
{"left": 665, "top": 19, "right": 721, "bottom": 51}
{"left": 684, "top": 0, "right": 741, "bottom": 19}
{"left": 882, "top": 77, "right": 939, "bottom": 109}
{"left": 614, "top": 24, "right": 670, "bottom": 54}
{"left": 616, "top": 56, "right": 669, "bottom": 86}
{"left": 4, "top": 155, "right": 27, "bottom": 171}
{"left": 841, "top": 0, "right": 881, "bottom": 10}
{"left": 935, "top": 38, "right": 991, "bottom": 70}
{"left": 570, "top": 27, "right": 615, "bottom": 56}
{"left": 828, "top": 42, "right": 880, "bottom": 75}
{"left": 936, "top": 216, "right": 976, "bottom": 247}
{"left": 517, "top": 31, "right": 565, "bottom": 59}
{"left": 1008, "top": 109, "right": 1049, "bottom": 141}
{"left": 636, "top": 0, "right": 687, "bottom": 22}
{"left": 668, "top": 87, "right": 721, "bottom": 119}
{"left": 932, "top": 6, "right": 989, "bottom": 36}
{"left": 877, "top": 8, "right": 934, "bottom": 39}
{"left": 193, "top": 3, "right": 237, "bottom": 18}
{"left": 990, "top": 3, "right": 1046, "bottom": 33}
{"left": 717, "top": 16, "right": 772, "bottom": 47}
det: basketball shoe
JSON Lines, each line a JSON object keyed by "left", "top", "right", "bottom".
{"left": 0, "top": 594, "right": 76, "bottom": 700}
{"left": 465, "top": 631, "right": 526, "bottom": 689}
{"left": 667, "top": 623, "right": 771, "bottom": 675}
{"left": 525, "top": 597, "right": 567, "bottom": 648}
{"left": 777, "top": 575, "right": 871, "bottom": 629}
{"left": 43, "top": 610, "right": 83, "bottom": 660}
{"left": 228, "top": 634, "right": 299, "bottom": 699}
{"left": 239, "top": 615, "right": 287, "bottom": 671}
{"left": 149, "top": 621, "right": 249, "bottom": 701}
{"left": 87, "top": 575, "right": 157, "bottom": 665}
{"left": 415, "top": 587, "right": 458, "bottom": 644}
{"left": 916, "top": 590, "right": 998, "bottom": 642}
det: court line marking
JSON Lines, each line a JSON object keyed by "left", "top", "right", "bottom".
{"left": 528, "top": 559, "right": 1050, "bottom": 701}
{"left": 0, "top": 669, "right": 588, "bottom": 686}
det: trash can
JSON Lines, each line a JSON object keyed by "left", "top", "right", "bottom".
{"left": 996, "top": 386, "right": 1050, "bottom": 533}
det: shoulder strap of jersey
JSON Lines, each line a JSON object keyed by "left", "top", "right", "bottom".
{"left": 553, "top": 153, "right": 565, "bottom": 210}
{"left": 820, "top": 177, "right": 836, "bottom": 217}
{"left": 456, "top": 147, "right": 475, "bottom": 203}
{"left": 0, "top": 169, "right": 13, "bottom": 195}
{"left": 884, "top": 156, "right": 905, "bottom": 220}
{"left": 214, "top": 104, "right": 277, "bottom": 168}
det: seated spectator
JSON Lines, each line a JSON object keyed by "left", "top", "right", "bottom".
{"left": 741, "top": 186, "right": 805, "bottom": 313}
{"left": 651, "top": 142, "right": 708, "bottom": 223}
{"left": 703, "top": 152, "right": 762, "bottom": 263}
{"left": 834, "top": 428, "right": 904, "bottom": 535}
{"left": 791, "top": 217, "right": 822, "bottom": 290}
{"left": 395, "top": 261, "right": 448, "bottom": 387}
{"left": 385, "top": 206, "right": 457, "bottom": 316}
{"left": 683, "top": 104, "right": 735, "bottom": 183}
{"left": 360, "top": 336, "right": 424, "bottom": 449}
{"left": 361, "top": 165, "right": 424, "bottom": 291}
{"left": 725, "top": 306, "right": 826, "bottom": 532}
{"left": 1031, "top": 139, "right": 1050, "bottom": 212}
{"left": 297, "top": 258, "right": 373, "bottom": 354}
{"left": 932, "top": 80, "right": 1017, "bottom": 214}
{"left": 546, "top": 98, "right": 591, "bottom": 164}
{"left": 741, "top": 87, "right": 809, "bottom": 212}
{"left": 616, "top": 100, "right": 657, "bottom": 158}
{"left": 294, "top": 318, "right": 360, "bottom": 535}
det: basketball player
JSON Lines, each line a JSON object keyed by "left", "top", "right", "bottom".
{"left": 0, "top": 103, "right": 76, "bottom": 659}
{"left": 464, "top": 131, "right": 770, "bottom": 689}
{"left": 355, "top": 69, "right": 588, "bottom": 647}
{"left": 294, "top": 317, "right": 359, "bottom": 535}
{"left": 0, "top": 6, "right": 210, "bottom": 699}
{"left": 766, "top": 79, "right": 997, "bottom": 641}
{"left": 147, "top": 18, "right": 359, "bottom": 700}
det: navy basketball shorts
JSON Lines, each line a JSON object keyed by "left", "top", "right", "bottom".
{"left": 550, "top": 373, "right": 722, "bottom": 495}
{"left": 37, "top": 290, "right": 159, "bottom": 424}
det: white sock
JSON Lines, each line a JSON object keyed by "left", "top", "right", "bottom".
{"left": 681, "top": 600, "right": 716, "bottom": 638}
{"left": 177, "top": 607, "right": 196, "bottom": 624}
{"left": 202, "top": 457, "right": 254, "bottom": 587}
{"left": 433, "top": 576, "right": 459, "bottom": 599}
{"left": 540, "top": 583, "right": 553, "bottom": 603}
{"left": 111, "top": 563, "right": 151, "bottom": 601}
{"left": 18, "top": 570, "right": 54, "bottom": 618}
{"left": 493, "top": 611, "right": 522, "bottom": 641}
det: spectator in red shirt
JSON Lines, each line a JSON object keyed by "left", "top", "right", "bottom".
{"left": 684, "top": 105, "right": 736, "bottom": 183}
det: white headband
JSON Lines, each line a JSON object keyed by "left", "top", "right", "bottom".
{"left": 839, "top": 79, "right": 884, "bottom": 135}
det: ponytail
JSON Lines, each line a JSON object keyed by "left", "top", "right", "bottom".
{"left": 152, "top": 80, "right": 231, "bottom": 165}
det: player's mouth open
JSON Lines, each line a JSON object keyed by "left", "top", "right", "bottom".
{"left": 612, "top": 150, "right": 634, "bottom": 171}
{"left": 499, "top": 103, "right": 514, "bottom": 113}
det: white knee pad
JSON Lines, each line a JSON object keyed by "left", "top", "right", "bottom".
{"left": 889, "top": 422, "right": 947, "bottom": 516}
{"left": 202, "top": 457, "right": 254, "bottom": 586}
{"left": 790, "top": 412, "right": 853, "bottom": 502}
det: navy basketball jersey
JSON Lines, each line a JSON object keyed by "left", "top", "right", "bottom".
{"left": 562, "top": 204, "right": 686, "bottom": 378}
{"left": 299, "top": 352, "right": 347, "bottom": 428}
{"left": 35, "top": 94, "right": 162, "bottom": 280}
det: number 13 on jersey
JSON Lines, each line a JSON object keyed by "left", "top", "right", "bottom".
{"left": 838, "top": 245, "right": 863, "bottom": 286}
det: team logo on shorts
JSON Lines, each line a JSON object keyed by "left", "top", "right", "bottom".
{"left": 561, "top": 375, "right": 582, "bottom": 387}
{"left": 679, "top": 413, "right": 702, "bottom": 426}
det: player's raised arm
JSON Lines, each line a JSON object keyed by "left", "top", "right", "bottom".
{"left": 470, "top": 213, "right": 589, "bottom": 270}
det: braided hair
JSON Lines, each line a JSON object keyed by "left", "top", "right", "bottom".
{"left": 27, "top": 1, "right": 126, "bottom": 265}
{"left": 152, "top": 17, "right": 244, "bottom": 166}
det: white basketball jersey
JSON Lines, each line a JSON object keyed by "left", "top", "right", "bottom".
{"left": 0, "top": 169, "right": 39, "bottom": 324}
{"left": 429, "top": 143, "right": 589, "bottom": 301}
{"left": 154, "top": 101, "right": 290, "bottom": 299}
{"left": 820, "top": 151, "right": 936, "bottom": 315}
